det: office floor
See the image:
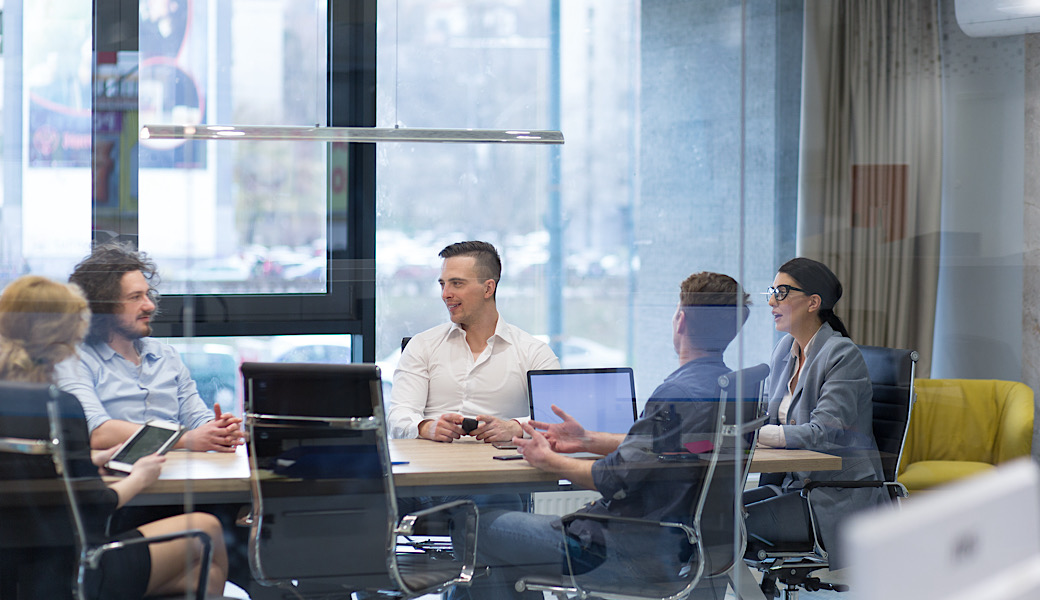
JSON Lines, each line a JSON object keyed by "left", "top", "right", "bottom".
{"left": 745, "top": 568, "right": 849, "bottom": 599}
{"left": 407, "top": 569, "right": 851, "bottom": 600}
{"left": 403, "top": 486, "right": 852, "bottom": 600}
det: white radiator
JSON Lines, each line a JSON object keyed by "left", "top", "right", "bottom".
{"left": 532, "top": 490, "right": 602, "bottom": 516}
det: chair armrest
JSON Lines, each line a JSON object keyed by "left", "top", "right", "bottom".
{"left": 553, "top": 512, "right": 704, "bottom": 599}
{"left": 396, "top": 498, "right": 477, "bottom": 535}
{"left": 395, "top": 499, "right": 479, "bottom": 587}
{"left": 793, "top": 478, "right": 908, "bottom": 563}
{"left": 802, "top": 479, "right": 908, "bottom": 500}
{"left": 81, "top": 528, "right": 213, "bottom": 600}
{"left": 738, "top": 416, "right": 769, "bottom": 435}
{"left": 995, "top": 383, "right": 1034, "bottom": 463}
{"left": 558, "top": 511, "right": 695, "bottom": 542}
{"left": 802, "top": 479, "right": 883, "bottom": 491}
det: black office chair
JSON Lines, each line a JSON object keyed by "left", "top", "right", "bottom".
{"left": 0, "top": 382, "right": 214, "bottom": 600}
{"left": 240, "top": 362, "right": 478, "bottom": 599}
{"left": 515, "top": 363, "right": 770, "bottom": 600}
{"left": 745, "top": 345, "right": 918, "bottom": 599}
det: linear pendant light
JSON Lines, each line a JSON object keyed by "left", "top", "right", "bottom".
{"left": 140, "top": 125, "right": 564, "bottom": 144}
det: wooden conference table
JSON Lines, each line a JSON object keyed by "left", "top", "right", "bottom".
{"left": 122, "top": 439, "right": 841, "bottom": 504}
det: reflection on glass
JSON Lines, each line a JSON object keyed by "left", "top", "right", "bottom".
{"left": 140, "top": 124, "right": 565, "bottom": 144}
{"left": 137, "top": 0, "right": 330, "bottom": 295}
{"left": 375, "top": 1, "right": 635, "bottom": 376}
{"left": 164, "top": 333, "right": 354, "bottom": 417}
{"left": 16, "top": 0, "right": 94, "bottom": 283}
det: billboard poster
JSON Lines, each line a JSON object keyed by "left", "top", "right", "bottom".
{"left": 138, "top": 0, "right": 208, "bottom": 169}
{"left": 26, "top": 3, "right": 92, "bottom": 168}
{"left": 26, "top": 0, "right": 209, "bottom": 170}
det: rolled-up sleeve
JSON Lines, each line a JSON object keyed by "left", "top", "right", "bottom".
{"left": 591, "top": 431, "right": 653, "bottom": 501}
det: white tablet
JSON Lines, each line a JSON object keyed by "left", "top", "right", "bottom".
{"left": 106, "top": 421, "right": 185, "bottom": 473}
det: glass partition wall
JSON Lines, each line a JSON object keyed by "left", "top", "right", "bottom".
{"left": 0, "top": 0, "right": 1036, "bottom": 597}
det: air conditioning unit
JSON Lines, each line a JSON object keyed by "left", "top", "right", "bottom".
{"left": 955, "top": 0, "right": 1040, "bottom": 37}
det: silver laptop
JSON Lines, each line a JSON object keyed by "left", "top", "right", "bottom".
{"left": 527, "top": 368, "right": 637, "bottom": 436}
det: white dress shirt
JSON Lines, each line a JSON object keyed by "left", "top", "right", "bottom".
{"left": 387, "top": 318, "right": 560, "bottom": 439}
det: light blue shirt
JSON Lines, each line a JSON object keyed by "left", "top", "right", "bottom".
{"left": 54, "top": 338, "right": 214, "bottom": 434}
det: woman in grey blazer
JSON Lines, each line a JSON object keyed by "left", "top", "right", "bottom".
{"left": 744, "top": 258, "right": 884, "bottom": 570}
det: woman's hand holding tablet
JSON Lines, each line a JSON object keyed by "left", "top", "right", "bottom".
{"left": 105, "top": 421, "right": 184, "bottom": 473}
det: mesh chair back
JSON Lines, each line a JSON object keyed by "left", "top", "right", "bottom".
{"left": 0, "top": 383, "right": 105, "bottom": 547}
{"left": 242, "top": 362, "right": 398, "bottom": 593}
{"left": 0, "top": 384, "right": 79, "bottom": 599}
{"left": 0, "top": 383, "right": 215, "bottom": 600}
{"left": 716, "top": 363, "right": 771, "bottom": 478}
{"left": 856, "top": 345, "right": 918, "bottom": 484}
{"left": 702, "top": 364, "right": 770, "bottom": 573}
{"left": 520, "top": 364, "right": 769, "bottom": 600}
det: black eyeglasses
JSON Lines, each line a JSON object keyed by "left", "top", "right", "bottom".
{"left": 765, "top": 285, "right": 807, "bottom": 302}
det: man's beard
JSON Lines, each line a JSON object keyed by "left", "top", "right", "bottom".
{"left": 113, "top": 314, "right": 152, "bottom": 340}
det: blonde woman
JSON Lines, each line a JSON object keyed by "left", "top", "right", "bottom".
{"left": 0, "top": 275, "right": 228, "bottom": 599}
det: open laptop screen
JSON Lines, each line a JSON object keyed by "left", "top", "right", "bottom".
{"left": 527, "top": 368, "right": 637, "bottom": 434}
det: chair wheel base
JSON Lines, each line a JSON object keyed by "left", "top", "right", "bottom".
{"left": 764, "top": 567, "right": 849, "bottom": 597}
{"left": 776, "top": 575, "right": 849, "bottom": 597}
{"left": 795, "top": 578, "right": 848, "bottom": 593}
{"left": 760, "top": 574, "right": 779, "bottom": 598}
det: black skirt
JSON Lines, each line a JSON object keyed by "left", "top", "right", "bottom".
{"left": 84, "top": 528, "right": 152, "bottom": 600}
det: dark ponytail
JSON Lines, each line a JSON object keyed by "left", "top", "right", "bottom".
{"left": 777, "top": 257, "right": 852, "bottom": 339}
{"left": 816, "top": 308, "right": 851, "bottom": 339}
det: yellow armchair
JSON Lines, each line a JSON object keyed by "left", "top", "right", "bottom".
{"left": 898, "top": 379, "right": 1034, "bottom": 493}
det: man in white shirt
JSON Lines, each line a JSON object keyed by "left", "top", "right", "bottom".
{"left": 387, "top": 241, "right": 559, "bottom": 441}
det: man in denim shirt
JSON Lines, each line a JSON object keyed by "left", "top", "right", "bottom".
{"left": 55, "top": 242, "right": 243, "bottom": 452}
{"left": 462, "top": 272, "right": 750, "bottom": 600}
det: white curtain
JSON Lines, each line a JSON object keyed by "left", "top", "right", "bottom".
{"left": 798, "top": 0, "right": 942, "bottom": 376}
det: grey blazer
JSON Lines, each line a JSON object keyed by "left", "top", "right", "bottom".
{"left": 766, "top": 322, "right": 884, "bottom": 562}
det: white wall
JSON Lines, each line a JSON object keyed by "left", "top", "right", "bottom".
{"left": 932, "top": 0, "right": 1025, "bottom": 380}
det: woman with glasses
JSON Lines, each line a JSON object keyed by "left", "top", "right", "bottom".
{"left": 743, "top": 258, "right": 884, "bottom": 575}
{"left": 0, "top": 275, "right": 229, "bottom": 599}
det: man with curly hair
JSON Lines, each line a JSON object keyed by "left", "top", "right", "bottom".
{"left": 55, "top": 242, "right": 243, "bottom": 452}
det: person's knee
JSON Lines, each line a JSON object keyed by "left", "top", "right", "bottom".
{"left": 182, "top": 513, "right": 229, "bottom": 591}
{"left": 183, "top": 512, "right": 228, "bottom": 557}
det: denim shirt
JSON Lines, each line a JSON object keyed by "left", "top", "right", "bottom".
{"left": 54, "top": 338, "right": 214, "bottom": 434}
{"left": 562, "top": 356, "right": 732, "bottom": 563}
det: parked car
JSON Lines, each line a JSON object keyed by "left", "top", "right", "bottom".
{"left": 534, "top": 335, "right": 626, "bottom": 369}
{"left": 269, "top": 335, "right": 353, "bottom": 364}
{"left": 275, "top": 343, "right": 352, "bottom": 364}
{"left": 171, "top": 342, "right": 243, "bottom": 416}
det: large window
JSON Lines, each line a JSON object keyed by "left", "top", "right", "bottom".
{"left": 4, "top": 0, "right": 366, "bottom": 340}
{"left": 374, "top": 0, "right": 794, "bottom": 397}
{"left": 5, "top": 0, "right": 1034, "bottom": 593}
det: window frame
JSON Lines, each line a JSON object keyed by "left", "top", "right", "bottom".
{"left": 92, "top": 0, "right": 377, "bottom": 361}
